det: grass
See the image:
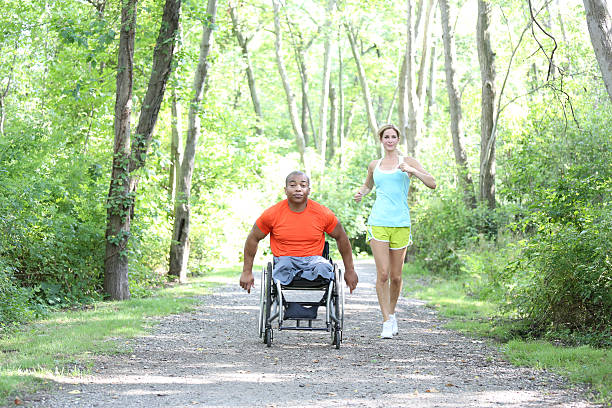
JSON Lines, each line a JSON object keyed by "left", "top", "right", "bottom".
{"left": 0, "top": 264, "right": 241, "bottom": 402}
{"left": 402, "top": 266, "right": 612, "bottom": 405}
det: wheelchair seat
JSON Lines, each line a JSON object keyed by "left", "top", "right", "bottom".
{"left": 258, "top": 242, "right": 344, "bottom": 348}
{"left": 281, "top": 274, "right": 330, "bottom": 289}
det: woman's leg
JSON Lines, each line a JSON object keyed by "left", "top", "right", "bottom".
{"left": 388, "top": 247, "right": 408, "bottom": 315}
{"left": 370, "top": 239, "right": 391, "bottom": 321}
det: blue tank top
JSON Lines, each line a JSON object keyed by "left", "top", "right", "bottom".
{"left": 367, "top": 156, "right": 411, "bottom": 227}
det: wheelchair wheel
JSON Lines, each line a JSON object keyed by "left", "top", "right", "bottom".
{"left": 334, "top": 265, "right": 345, "bottom": 331}
{"left": 333, "top": 328, "right": 341, "bottom": 349}
{"left": 258, "top": 266, "right": 266, "bottom": 338}
{"left": 264, "top": 262, "right": 273, "bottom": 346}
{"left": 265, "top": 327, "right": 273, "bottom": 347}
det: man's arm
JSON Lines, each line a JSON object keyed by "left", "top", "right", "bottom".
{"left": 240, "top": 223, "right": 267, "bottom": 293}
{"left": 328, "top": 222, "right": 358, "bottom": 293}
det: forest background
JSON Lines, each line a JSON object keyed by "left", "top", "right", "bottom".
{"left": 0, "top": 0, "right": 610, "bottom": 356}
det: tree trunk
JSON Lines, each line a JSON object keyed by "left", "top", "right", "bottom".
{"left": 169, "top": 0, "right": 218, "bottom": 282}
{"left": 301, "top": 67, "right": 312, "bottom": 147}
{"left": 104, "top": 0, "right": 137, "bottom": 301}
{"left": 288, "top": 30, "right": 317, "bottom": 148}
{"left": 399, "top": 0, "right": 434, "bottom": 157}
{"left": 229, "top": 2, "right": 264, "bottom": 135}
{"left": 0, "top": 57, "right": 14, "bottom": 137}
{"left": 583, "top": 0, "right": 612, "bottom": 102}
{"left": 338, "top": 39, "right": 346, "bottom": 167}
{"left": 328, "top": 83, "right": 337, "bottom": 161}
{"left": 272, "top": 0, "right": 308, "bottom": 169}
{"left": 169, "top": 85, "right": 182, "bottom": 201}
{"left": 417, "top": 0, "right": 436, "bottom": 104}
{"left": 344, "top": 87, "right": 358, "bottom": 142}
{"left": 439, "top": 0, "right": 476, "bottom": 208}
{"left": 398, "top": 34, "right": 407, "bottom": 150}
{"left": 477, "top": 0, "right": 496, "bottom": 209}
{"left": 169, "top": 27, "right": 183, "bottom": 201}
{"left": 130, "top": 0, "right": 182, "bottom": 174}
{"left": 104, "top": 0, "right": 181, "bottom": 300}
{"left": 426, "top": 41, "right": 438, "bottom": 124}
{"left": 0, "top": 97, "right": 5, "bottom": 137}
{"left": 556, "top": 0, "right": 568, "bottom": 44}
{"left": 318, "top": 0, "right": 336, "bottom": 170}
{"left": 345, "top": 23, "right": 378, "bottom": 141}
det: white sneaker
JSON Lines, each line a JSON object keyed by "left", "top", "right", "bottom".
{"left": 389, "top": 314, "right": 398, "bottom": 335}
{"left": 380, "top": 320, "right": 393, "bottom": 339}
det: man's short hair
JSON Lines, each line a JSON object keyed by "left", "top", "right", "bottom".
{"left": 285, "top": 171, "right": 310, "bottom": 186}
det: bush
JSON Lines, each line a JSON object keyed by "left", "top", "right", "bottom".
{"left": 409, "top": 188, "right": 482, "bottom": 275}
{"left": 503, "top": 206, "right": 611, "bottom": 340}
{"left": 0, "top": 261, "right": 35, "bottom": 331}
{"left": 458, "top": 234, "right": 518, "bottom": 301}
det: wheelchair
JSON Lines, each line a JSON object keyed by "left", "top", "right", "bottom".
{"left": 257, "top": 242, "right": 345, "bottom": 349}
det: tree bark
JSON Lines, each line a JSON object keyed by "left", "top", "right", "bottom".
{"left": 328, "top": 83, "right": 337, "bottom": 161}
{"left": 287, "top": 27, "right": 318, "bottom": 149}
{"left": 169, "top": 0, "right": 218, "bottom": 282}
{"left": 104, "top": 0, "right": 181, "bottom": 300}
{"left": 399, "top": 0, "right": 435, "bottom": 157}
{"left": 345, "top": 23, "right": 378, "bottom": 141}
{"left": 583, "top": 0, "right": 612, "bottom": 102}
{"left": 272, "top": 0, "right": 308, "bottom": 169}
{"left": 130, "top": 0, "right": 182, "bottom": 174}
{"left": 317, "top": 0, "right": 336, "bottom": 170}
{"left": 104, "top": 0, "right": 137, "bottom": 301}
{"left": 338, "top": 37, "right": 345, "bottom": 167}
{"left": 169, "top": 27, "right": 183, "bottom": 201}
{"left": 477, "top": 0, "right": 496, "bottom": 209}
{"left": 0, "top": 54, "right": 15, "bottom": 137}
{"left": 439, "top": 0, "right": 476, "bottom": 208}
{"left": 169, "top": 85, "right": 182, "bottom": 201}
{"left": 426, "top": 41, "right": 438, "bottom": 124}
{"left": 229, "top": 2, "right": 264, "bottom": 135}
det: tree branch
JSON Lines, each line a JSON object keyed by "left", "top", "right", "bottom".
{"left": 527, "top": 0, "right": 558, "bottom": 81}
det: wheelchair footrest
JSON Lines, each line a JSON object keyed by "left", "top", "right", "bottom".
{"left": 284, "top": 302, "right": 319, "bottom": 320}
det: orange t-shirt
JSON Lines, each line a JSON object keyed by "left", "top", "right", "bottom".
{"left": 256, "top": 199, "right": 338, "bottom": 257}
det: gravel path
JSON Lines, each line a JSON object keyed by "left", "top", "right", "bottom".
{"left": 25, "top": 260, "right": 598, "bottom": 407}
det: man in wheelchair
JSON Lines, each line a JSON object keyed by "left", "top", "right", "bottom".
{"left": 239, "top": 171, "right": 358, "bottom": 294}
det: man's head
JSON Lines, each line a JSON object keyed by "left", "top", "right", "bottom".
{"left": 284, "top": 171, "right": 310, "bottom": 206}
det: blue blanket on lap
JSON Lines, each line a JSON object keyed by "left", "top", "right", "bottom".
{"left": 272, "top": 255, "right": 334, "bottom": 285}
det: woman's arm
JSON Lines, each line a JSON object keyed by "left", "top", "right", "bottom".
{"left": 354, "top": 160, "right": 376, "bottom": 202}
{"left": 399, "top": 157, "right": 436, "bottom": 189}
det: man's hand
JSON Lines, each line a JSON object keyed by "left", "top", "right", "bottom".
{"left": 240, "top": 270, "right": 255, "bottom": 293}
{"left": 241, "top": 224, "right": 266, "bottom": 293}
{"left": 343, "top": 268, "right": 358, "bottom": 294}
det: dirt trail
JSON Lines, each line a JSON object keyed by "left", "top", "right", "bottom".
{"left": 25, "top": 260, "right": 597, "bottom": 407}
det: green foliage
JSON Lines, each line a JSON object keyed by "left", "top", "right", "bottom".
{"left": 0, "top": 125, "right": 107, "bottom": 309}
{"left": 408, "top": 188, "right": 494, "bottom": 276}
{"left": 503, "top": 208, "right": 611, "bottom": 342}
{"left": 0, "top": 262, "right": 35, "bottom": 332}
{"left": 497, "top": 99, "right": 612, "bottom": 344}
{"left": 459, "top": 235, "right": 518, "bottom": 301}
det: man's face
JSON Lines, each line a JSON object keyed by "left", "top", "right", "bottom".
{"left": 284, "top": 174, "right": 310, "bottom": 205}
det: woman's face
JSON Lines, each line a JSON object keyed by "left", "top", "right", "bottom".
{"left": 380, "top": 128, "right": 399, "bottom": 151}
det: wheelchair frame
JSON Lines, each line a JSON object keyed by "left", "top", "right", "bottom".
{"left": 257, "top": 243, "right": 345, "bottom": 349}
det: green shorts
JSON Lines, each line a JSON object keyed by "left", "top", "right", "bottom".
{"left": 366, "top": 226, "right": 412, "bottom": 250}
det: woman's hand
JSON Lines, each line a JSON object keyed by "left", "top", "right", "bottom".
{"left": 353, "top": 190, "right": 364, "bottom": 203}
{"left": 398, "top": 162, "right": 417, "bottom": 175}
